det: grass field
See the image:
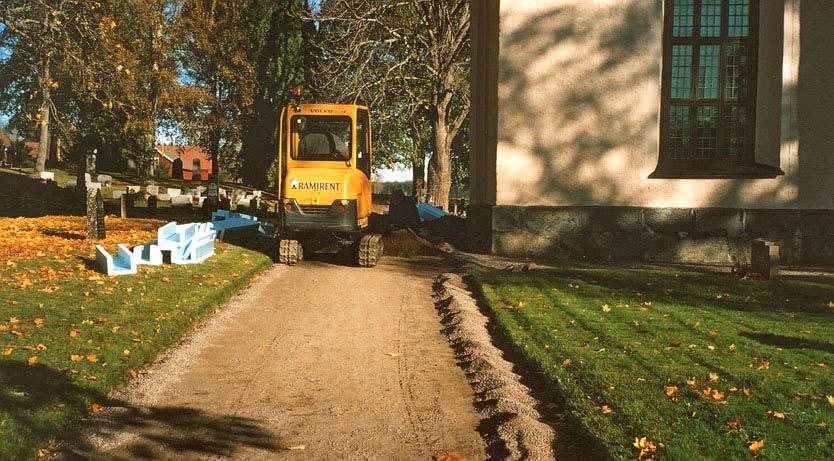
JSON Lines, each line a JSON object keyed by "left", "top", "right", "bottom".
{"left": 0, "top": 216, "right": 273, "bottom": 460}
{"left": 471, "top": 268, "right": 834, "bottom": 460}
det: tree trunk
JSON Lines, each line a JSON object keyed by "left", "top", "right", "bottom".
{"left": 411, "top": 154, "right": 424, "bottom": 196}
{"left": 35, "top": 65, "right": 50, "bottom": 174}
{"left": 426, "top": 109, "right": 452, "bottom": 210}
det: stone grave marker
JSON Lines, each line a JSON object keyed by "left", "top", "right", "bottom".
{"left": 751, "top": 239, "right": 779, "bottom": 280}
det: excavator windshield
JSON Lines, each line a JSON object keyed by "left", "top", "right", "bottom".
{"left": 291, "top": 115, "right": 352, "bottom": 161}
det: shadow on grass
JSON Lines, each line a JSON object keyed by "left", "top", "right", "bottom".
{"left": 495, "top": 267, "right": 834, "bottom": 320}
{"left": 0, "top": 361, "right": 281, "bottom": 460}
{"left": 458, "top": 274, "right": 610, "bottom": 461}
{"left": 741, "top": 332, "right": 834, "bottom": 355}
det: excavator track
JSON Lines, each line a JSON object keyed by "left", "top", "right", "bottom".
{"left": 279, "top": 239, "right": 303, "bottom": 266}
{"left": 357, "top": 233, "right": 383, "bottom": 267}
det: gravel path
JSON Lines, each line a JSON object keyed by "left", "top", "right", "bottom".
{"left": 63, "top": 257, "right": 485, "bottom": 460}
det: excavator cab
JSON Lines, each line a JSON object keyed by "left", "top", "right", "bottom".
{"left": 277, "top": 96, "right": 383, "bottom": 267}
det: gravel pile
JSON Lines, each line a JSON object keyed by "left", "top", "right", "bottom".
{"left": 434, "top": 273, "right": 556, "bottom": 460}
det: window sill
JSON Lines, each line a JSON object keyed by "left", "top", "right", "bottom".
{"left": 649, "top": 162, "right": 785, "bottom": 179}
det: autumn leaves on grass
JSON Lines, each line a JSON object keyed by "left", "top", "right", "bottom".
{"left": 475, "top": 268, "right": 834, "bottom": 460}
{"left": 0, "top": 216, "right": 273, "bottom": 460}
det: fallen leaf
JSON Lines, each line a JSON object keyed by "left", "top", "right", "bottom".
{"left": 27, "top": 356, "right": 38, "bottom": 366}
{"left": 91, "top": 403, "right": 104, "bottom": 413}
{"left": 434, "top": 451, "right": 467, "bottom": 461}
{"left": 748, "top": 439, "right": 765, "bottom": 452}
{"left": 68, "top": 329, "right": 79, "bottom": 338}
{"left": 600, "top": 405, "right": 614, "bottom": 415}
{"left": 86, "top": 354, "right": 99, "bottom": 363}
{"left": 709, "top": 372, "right": 719, "bottom": 382}
{"left": 162, "top": 277, "right": 171, "bottom": 283}
{"left": 601, "top": 304, "right": 611, "bottom": 313}
{"left": 37, "top": 448, "right": 49, "bottom": 458}
{"left": 86, "top": 375, "right": 98, "bottom": 381}
{"left": 827, "top": 395, "right": 834, "bottom": 406}
{"left": 633, "top": 437, "right": 658, "bottom": 459}
{"left": 562, "top": 358, "right": 572, "bottom": 367}
{"left": 765, "top": 410, "right": 788, "bottom": 420}
{"left": 123, "top": 349, "right": 131, "bottom": 358}
{"left": 129, "top": 369, "right": 139, "bottom": 379}
{"left": 111, "top": 326, "right": 121, "bottom": 333}
{"left": 726, "top": 419, "right": 742, "bottom": 431}
{"left": 728, "top": 344, "right": 736, "bottom": 352}
{"left": 743, "top": 387, "right": 753, "bottom": 397}
{"left": 36, "top": 343, "right": 47, "bottom": 351}
{"left": 385, "top": 352, "right": 399, "bottom": 357}
{"left": 664, "top": 386, "right": 679, "bottom": 397}
{"left": 33, "top": 318, "right": 44, "bottom": 328}
{"left": 70, "top": 354, "right": 83, "bottom": 362}
{"left": 1, "top": 346, "right": 13, "bottom": 356}
{"left": 9, "top": 317, "right": 19, "bottom": 325}
{"left": 685, "top": 379, "right": 697, "bottom": 387}
{"left": 283, "top": 445, "right": 305, "bottom": 451}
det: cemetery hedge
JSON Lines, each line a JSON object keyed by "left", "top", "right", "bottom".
{"left": 0, "top": 216, "right": 273, "bottom": 460}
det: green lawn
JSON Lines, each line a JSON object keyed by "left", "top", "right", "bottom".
{"left": 471, "top": 268, "right": 834, "bottom": 460}
{"left": 0, "top": 217, "right": 273, "bottom": 460}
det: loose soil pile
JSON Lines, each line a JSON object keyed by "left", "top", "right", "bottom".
{"left": 382, "top": 228, "right": 442, "bottom": 257}
{"left": 434, "top": 273, "right": 556, "bottom": 460}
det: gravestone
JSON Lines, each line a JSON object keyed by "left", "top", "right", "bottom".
{"left": 172, "top": 158, "right": 183, "bottom": 180}
{"left": 86, "top": 188, "right": 105, "bottom": 240}
{"left": 147, "top": 194, "right": 158, "bottom": 212}
{"left": 751, "top": 239, "right": 779, "bottom": 280}
{"left": 146, "top": 185, "right": 159, "bottom": 196}
{"left": 166, "top": 188, "right": 181, "bottom": 198}
{"left": 96, "top": 174, "right": 113, "bottom": 187}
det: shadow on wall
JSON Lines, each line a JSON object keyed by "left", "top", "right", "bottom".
{"left": 797, "top": 0, "right": 834, "bottom": 209}
{"left": 498, "top": 1, "right": 663, "bottom": 206}
{"left": 0, "top": 361, "right": 282, "bottom": 460}
{"left": 495, "top": 0, "right": 806, "bottom": 209}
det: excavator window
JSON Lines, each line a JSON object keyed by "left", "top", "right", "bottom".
{"left": 356, "top": 109, "right": 371, "bottom": 177}
{"left": 292, "top": 115, "right": 352, "bottom": 161}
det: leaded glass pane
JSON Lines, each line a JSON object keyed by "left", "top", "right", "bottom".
{"left": 725, "top": 44, "right": 749, "bottom": 101}
{"left": 728, "top": 0, "right": 750, "bottom": 37}
{"left": 672, "top": 0, "right": 694, "bottom": 38}
{"left": 696, "top": 106, "right": 718, "bottom": 159}
{"left": 722, "top": 106, "right": 746, "bottom": 158}
{"left": 669, "top": 106, "right": 691, "bottom": 160}
{"left": 671, "top": 45, "right": 693, "bottom": 99}
{"left": 697, "top": 45, "right": 720, "bottom": 99}
{"left": 700, "top": 0, "right": 722, "bottom": 37}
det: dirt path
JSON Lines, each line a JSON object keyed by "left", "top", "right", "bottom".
{"left": 65, "top": 257, "right": 485, "bottom": 460}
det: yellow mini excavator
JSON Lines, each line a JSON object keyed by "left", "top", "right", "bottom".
{"left": 276, "top": 86, "right": 383, "bottom": 267}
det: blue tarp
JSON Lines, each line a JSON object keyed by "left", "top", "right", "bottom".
{"left": 416, "top": 203, "right": 448, "bottom": 222}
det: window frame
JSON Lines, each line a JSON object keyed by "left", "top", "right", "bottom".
{"left": 356, "top": 109, "right": 371, "bottom": 178}
{"left": 652, "top": 0, "right": 782, "bottom": 179}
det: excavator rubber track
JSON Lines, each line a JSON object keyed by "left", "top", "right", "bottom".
{"left": 279, "top": 239, "right": 303, "bottom": 266}
{"left": 357, "top": 233, "right": 383, "bottom": 267}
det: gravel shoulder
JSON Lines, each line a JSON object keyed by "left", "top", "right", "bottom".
{"left": 61, "top": 257, "right": 485, "bottom": 460}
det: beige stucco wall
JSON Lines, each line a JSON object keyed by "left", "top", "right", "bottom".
{"left": 472, "top": 0, "right": 834, "bottom": 210}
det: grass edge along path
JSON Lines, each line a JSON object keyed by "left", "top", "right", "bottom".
{"left": 0, "top": 240, "right": 272, "bottom": 460}
{"left": 470, "top": 268, "right": 834, "bottom": 461}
